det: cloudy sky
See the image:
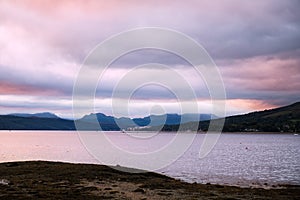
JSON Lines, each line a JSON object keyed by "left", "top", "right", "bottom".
{"left": 0, "top": 0, "right": 299, "bottom": 118}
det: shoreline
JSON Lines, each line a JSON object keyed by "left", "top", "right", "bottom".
{"left": 0, "top": 161, "right": 299, "bottom": 199}
{"left": 0, "top": 130, "right": 298, "bottom": 134}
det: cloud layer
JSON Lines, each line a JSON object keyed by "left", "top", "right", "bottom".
{"left": 0, "top": 0, "right": 299, "bottom": 118}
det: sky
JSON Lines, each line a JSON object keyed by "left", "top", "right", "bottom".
{"left": 0, "top": 0, "right": 299, "bottom": 119}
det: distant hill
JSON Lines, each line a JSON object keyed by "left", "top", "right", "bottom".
{"left": 132, "top": 113, "right": 216, "bottom": 126}
{"left": 78, "top": 113, "right": 121, "bottom": 131}
{"left": 0, "top": 115, "right": 75, "bottom": 130}
{"left": 8, "top": 112, "right": 60, "bottom": 119}
{"left": 80, "top": 113, "right": 217, "bottom": 130}
{"left": 222, "top": 102, "right": 300, "bottom": 132}
{"left": 156, "top": 102, "right": 300, "bottom": 132}
{"left": 0, "top": 114, "right": 119, "bottom": 131}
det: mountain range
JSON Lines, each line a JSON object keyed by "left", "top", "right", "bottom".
{"left": 80, "top": 113, "right": 216, "bottom": 130}
{"left": 0, "top": 102, "right": 299, "bottom": 132}
{"left": 0, "top": 112, "right": 215, "bottom": 131}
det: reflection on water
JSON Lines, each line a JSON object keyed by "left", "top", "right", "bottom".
{"left": 0, "top": 131, "right": 97, "bottom": 164}
{"left": 0, "top": 131, "right": 299, "bottom": 186}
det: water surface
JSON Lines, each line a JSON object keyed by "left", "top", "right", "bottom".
{"left": 1, "top": 131, "right": 299, "bottom": 186}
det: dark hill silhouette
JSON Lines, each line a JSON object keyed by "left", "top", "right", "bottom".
{"left": 8, "top": 112, "right": 60, "bottom": 119}
{"left": 157, "top": 102, "right": 300, "bottom": 132}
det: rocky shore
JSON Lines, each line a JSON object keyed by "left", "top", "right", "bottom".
{"left": 0, "top": 161, "right": 299, "bottom": 199}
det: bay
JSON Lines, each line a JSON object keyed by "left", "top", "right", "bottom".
{"left": 0, "top": 131, "right": 299, "bottom": 186}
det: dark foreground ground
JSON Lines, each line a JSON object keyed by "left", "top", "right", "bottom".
{"left": 0, "top": 161, "right": 299, "bottom": 200}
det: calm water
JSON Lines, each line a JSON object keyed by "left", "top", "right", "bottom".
{"left": 0, "top": 131, "right": 299, "bottom": 186}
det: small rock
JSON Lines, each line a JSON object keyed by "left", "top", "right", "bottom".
{"left": 0, "top": 179, "right": 9, "bottom": 186}
{"left": 5, "top": 163, "right": 19, "bottom": 167}
{"left": 215, "top": 185, "right": 224, "bottom": 188}
{"left": 133, "top": 188, "right": 145, "bottom": 193}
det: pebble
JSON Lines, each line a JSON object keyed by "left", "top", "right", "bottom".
{"left": 0, "top": 179, "right": 9, "bottom": 186}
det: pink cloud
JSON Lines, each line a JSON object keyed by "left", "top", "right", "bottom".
{"left": 225, "top": 99, "right": 278, "bottom": 115}
{"left": 221, "top": 53, "right": 300, "bottom": 92}
{"left": 0, "top": 81, "right": 61, "bottom": 96}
